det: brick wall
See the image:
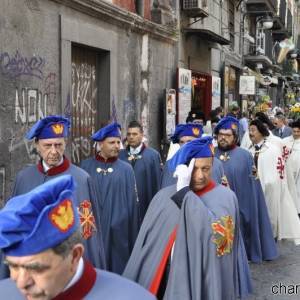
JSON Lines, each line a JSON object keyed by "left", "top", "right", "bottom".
{"left": 113, "top": 0, "right": 151, "bottom": 20}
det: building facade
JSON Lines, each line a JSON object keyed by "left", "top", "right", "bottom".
{"left": 0, "top": 0, "right": 177, "bottom": 203}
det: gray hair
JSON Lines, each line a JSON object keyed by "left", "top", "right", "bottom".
{"left": 275, "top": 114, "right": 286, "bottom": 121}
{"left": 52, "top": 229, "right": 83, "bottom": 258}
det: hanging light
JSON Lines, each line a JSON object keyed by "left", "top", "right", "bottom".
{"left": 261, "top": 16, "right": 273, "bottom": 29}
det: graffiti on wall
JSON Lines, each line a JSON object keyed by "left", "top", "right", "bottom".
{"left": 8, "top": 127, "right": 36, "bottom": 159}
{"left": 0, "top": 51, "right": 45, "bottom": 79}
{"left": 15, "top": 88, "right": 48, "bottom": 124}
{"left": 110, "top": 96, "right": 118, "bottom": 122}
{"left": 72, "top": 62, "right": 97, "bottom": 114}
{"left": 72, "top": 136, "right": 91, "bottom": 164}
{"left": 71, "top": 58, "right": 98, "bottom": 164}
{"left": 0, "top": 50, "right": 57, "bottom": 160}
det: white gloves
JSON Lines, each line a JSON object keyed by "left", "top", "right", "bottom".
{"left": 173, "top": 158, "right": 195, "bottom": 191}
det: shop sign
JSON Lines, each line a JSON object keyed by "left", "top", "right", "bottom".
{"left": 239, "top": 76, "right": 255, "bottom": 95}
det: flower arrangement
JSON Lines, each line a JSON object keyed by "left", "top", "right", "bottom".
{"left": 289, "top": 103, "right": 300, "bottom": 120}
{"left": 254, "top": 95, "right": 272, "bottom": 113}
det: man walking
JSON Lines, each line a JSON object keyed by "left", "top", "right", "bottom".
{"left": 6, "top": 115, "right": 105, "bottom": 271}
{"left": 80, "top": 122, "right": 139, "bottom": 274}
{"left": 248, "top": 119, "right": 300, "bottom": 243}
{"left": 283, "top": 120, "right": 300, "bottom": 214}
{"left": 119, "top": 121, "right": 161, "bottom": 223}
{"left": 272, "top": 114, "right": 292, "bottom": 138}
{"left": 124, "top": 137, "right": 252, "bottom": 299}
{"left": 214, "top": 116, "right": 277, "bottom": 262}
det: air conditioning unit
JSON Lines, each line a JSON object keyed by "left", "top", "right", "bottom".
{"left": 182, "top": 0, "right": 209, "bottom": 18}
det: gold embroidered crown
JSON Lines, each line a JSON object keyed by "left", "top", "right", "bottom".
{"left": 52, "top": 124, "right": 64, "bottom": 135}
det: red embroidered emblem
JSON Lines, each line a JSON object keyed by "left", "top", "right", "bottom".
{"left": 211, "top": 216, "right": 234, "bottom": 256}
{"left": 78, "top": 200, "right": 96, "bottom": 239}
{"left": 49, "top": 199, "right": 75, "bottom": 233}
{"left": 276, "top": 157, "right": 284, "bottom": 179}
{"left": 282, "top": 146, "right": 290, "bottom": 163}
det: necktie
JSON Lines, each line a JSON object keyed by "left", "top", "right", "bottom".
{"left": 254, "top": 145, "right": 261, "bottom": 168}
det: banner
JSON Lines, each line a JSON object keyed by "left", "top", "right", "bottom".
{"left": 212, "top": 76, "right": 221, "bottom": 109}
{"left": 177, "top": 68, "right": 192, "bottom": 124}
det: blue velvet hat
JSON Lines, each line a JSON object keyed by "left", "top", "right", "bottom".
{"left": 92, "top": 122, "right": 121, "bottom": 141}
{"left": 168, "top": 136, "right": 214, "bottom": 172}
{"left": 214, "top": 116, "right": 239, "bottom": 134}
{"left": 26, "top": 115, "right": 70, "bottom": 140}
{"left": 0, "top": 175, "right": 79, "bottom": 256}
{"left": 171, "top": 124, "right": 203, "bottom": 143}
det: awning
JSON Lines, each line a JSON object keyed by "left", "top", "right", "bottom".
{"left": 182, "top": 28, "right": 230, "bottom": 45}
{"left": 243, "top": 67, "right": 264, "bottom": 83}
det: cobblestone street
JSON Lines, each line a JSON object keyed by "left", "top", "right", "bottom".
{"left": 249, "top": 240, "right": 300, "bottom": 299}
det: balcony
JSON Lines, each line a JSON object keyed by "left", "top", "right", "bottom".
{"left": 246, "top": 0, "right": 278, "bottom": 15}
{"left": 273, "top": 5, "right": 292, "bottom": 40}
{"left": 272, "top": 0, "right": 286, "bottom": 31}
{"left": 182, "top": 0, "right": 209, "bottom": 18}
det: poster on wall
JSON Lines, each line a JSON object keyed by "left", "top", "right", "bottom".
{"left": 177, "top": 68, "right": 192, "bottom": 124}
{"left": 165, "top": 89, "right": 176, "bottom": 138}
{"left": 239, "top": 76, "right": 255, "bottom": 95}
{"left": 212, "top": 76, "right": 221, "bottom": 109}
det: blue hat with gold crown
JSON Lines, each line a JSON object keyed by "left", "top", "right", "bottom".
{"left": 92, "top": 122, "right": 121, "bottom": 141}
{"left": 214, "top": 116, "right": 239, "bottom": 134}
{"left": 168, "top": 136, "right": 214, "bottom": 172}
{"left": 26, "top": 115, "right": 70, "bottom": 140}
{"left": 171, "top": 123, "right": 203, "bottom": 143}
{"left": 0, "top": 175, "right": 79, "bottom": 256}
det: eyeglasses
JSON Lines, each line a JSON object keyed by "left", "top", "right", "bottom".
{"left": 218, "top": 133, "right": 233, "bottom": 138}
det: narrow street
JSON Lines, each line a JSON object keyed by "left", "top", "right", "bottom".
{"left": 249, "top": 240, "right": 300, "bottom": 299}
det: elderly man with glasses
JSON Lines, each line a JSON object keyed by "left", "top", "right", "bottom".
{"left": 214, "top": 116, "right": 278, "bottom": 263}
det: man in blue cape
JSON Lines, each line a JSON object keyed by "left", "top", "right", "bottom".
{"left": 214, "top": 116, "right": 278, "bottom": 262}
{"left": 124, "top": 137, "right": 252, "bottom": 299}
{"left": 0, "top": 175, "right": 155, "bottom": 300}
{"left": 1, "top": 116, "right": 105, "bottom": 279}
{"left": 119, "top": 121, "right": 162, "bottom": 224}
{"left": 161, "top": 123, "right": 226, "bottom": 188}
{"left": 80, "top": 122, "right": 139, "bottom": 274}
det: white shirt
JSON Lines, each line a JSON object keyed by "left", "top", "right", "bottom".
{"left": 42, "top": 157, "right": 64, "bottom": 172}
{"left": 63, "top": 257, "right": 84, "bottom": 291}
{"left": 129, "top": 143, "right": 143, "bottom": 155}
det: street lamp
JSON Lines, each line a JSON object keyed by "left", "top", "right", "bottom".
{"left": 258, "top": 15, "right": 274, "bottom": 30}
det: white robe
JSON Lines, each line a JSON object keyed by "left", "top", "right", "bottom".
{"left": 242, "top": 132, "right": 297, "bottom": 211}
{"left": 283, "top": 136, "right": 300, "bottom": 213}
{"left": 249, "top": 140, "right": 300, "bottom": 244}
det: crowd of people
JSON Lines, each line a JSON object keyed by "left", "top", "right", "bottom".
{"left": 0, "top": 106, "right": 300, "bottom": 299}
